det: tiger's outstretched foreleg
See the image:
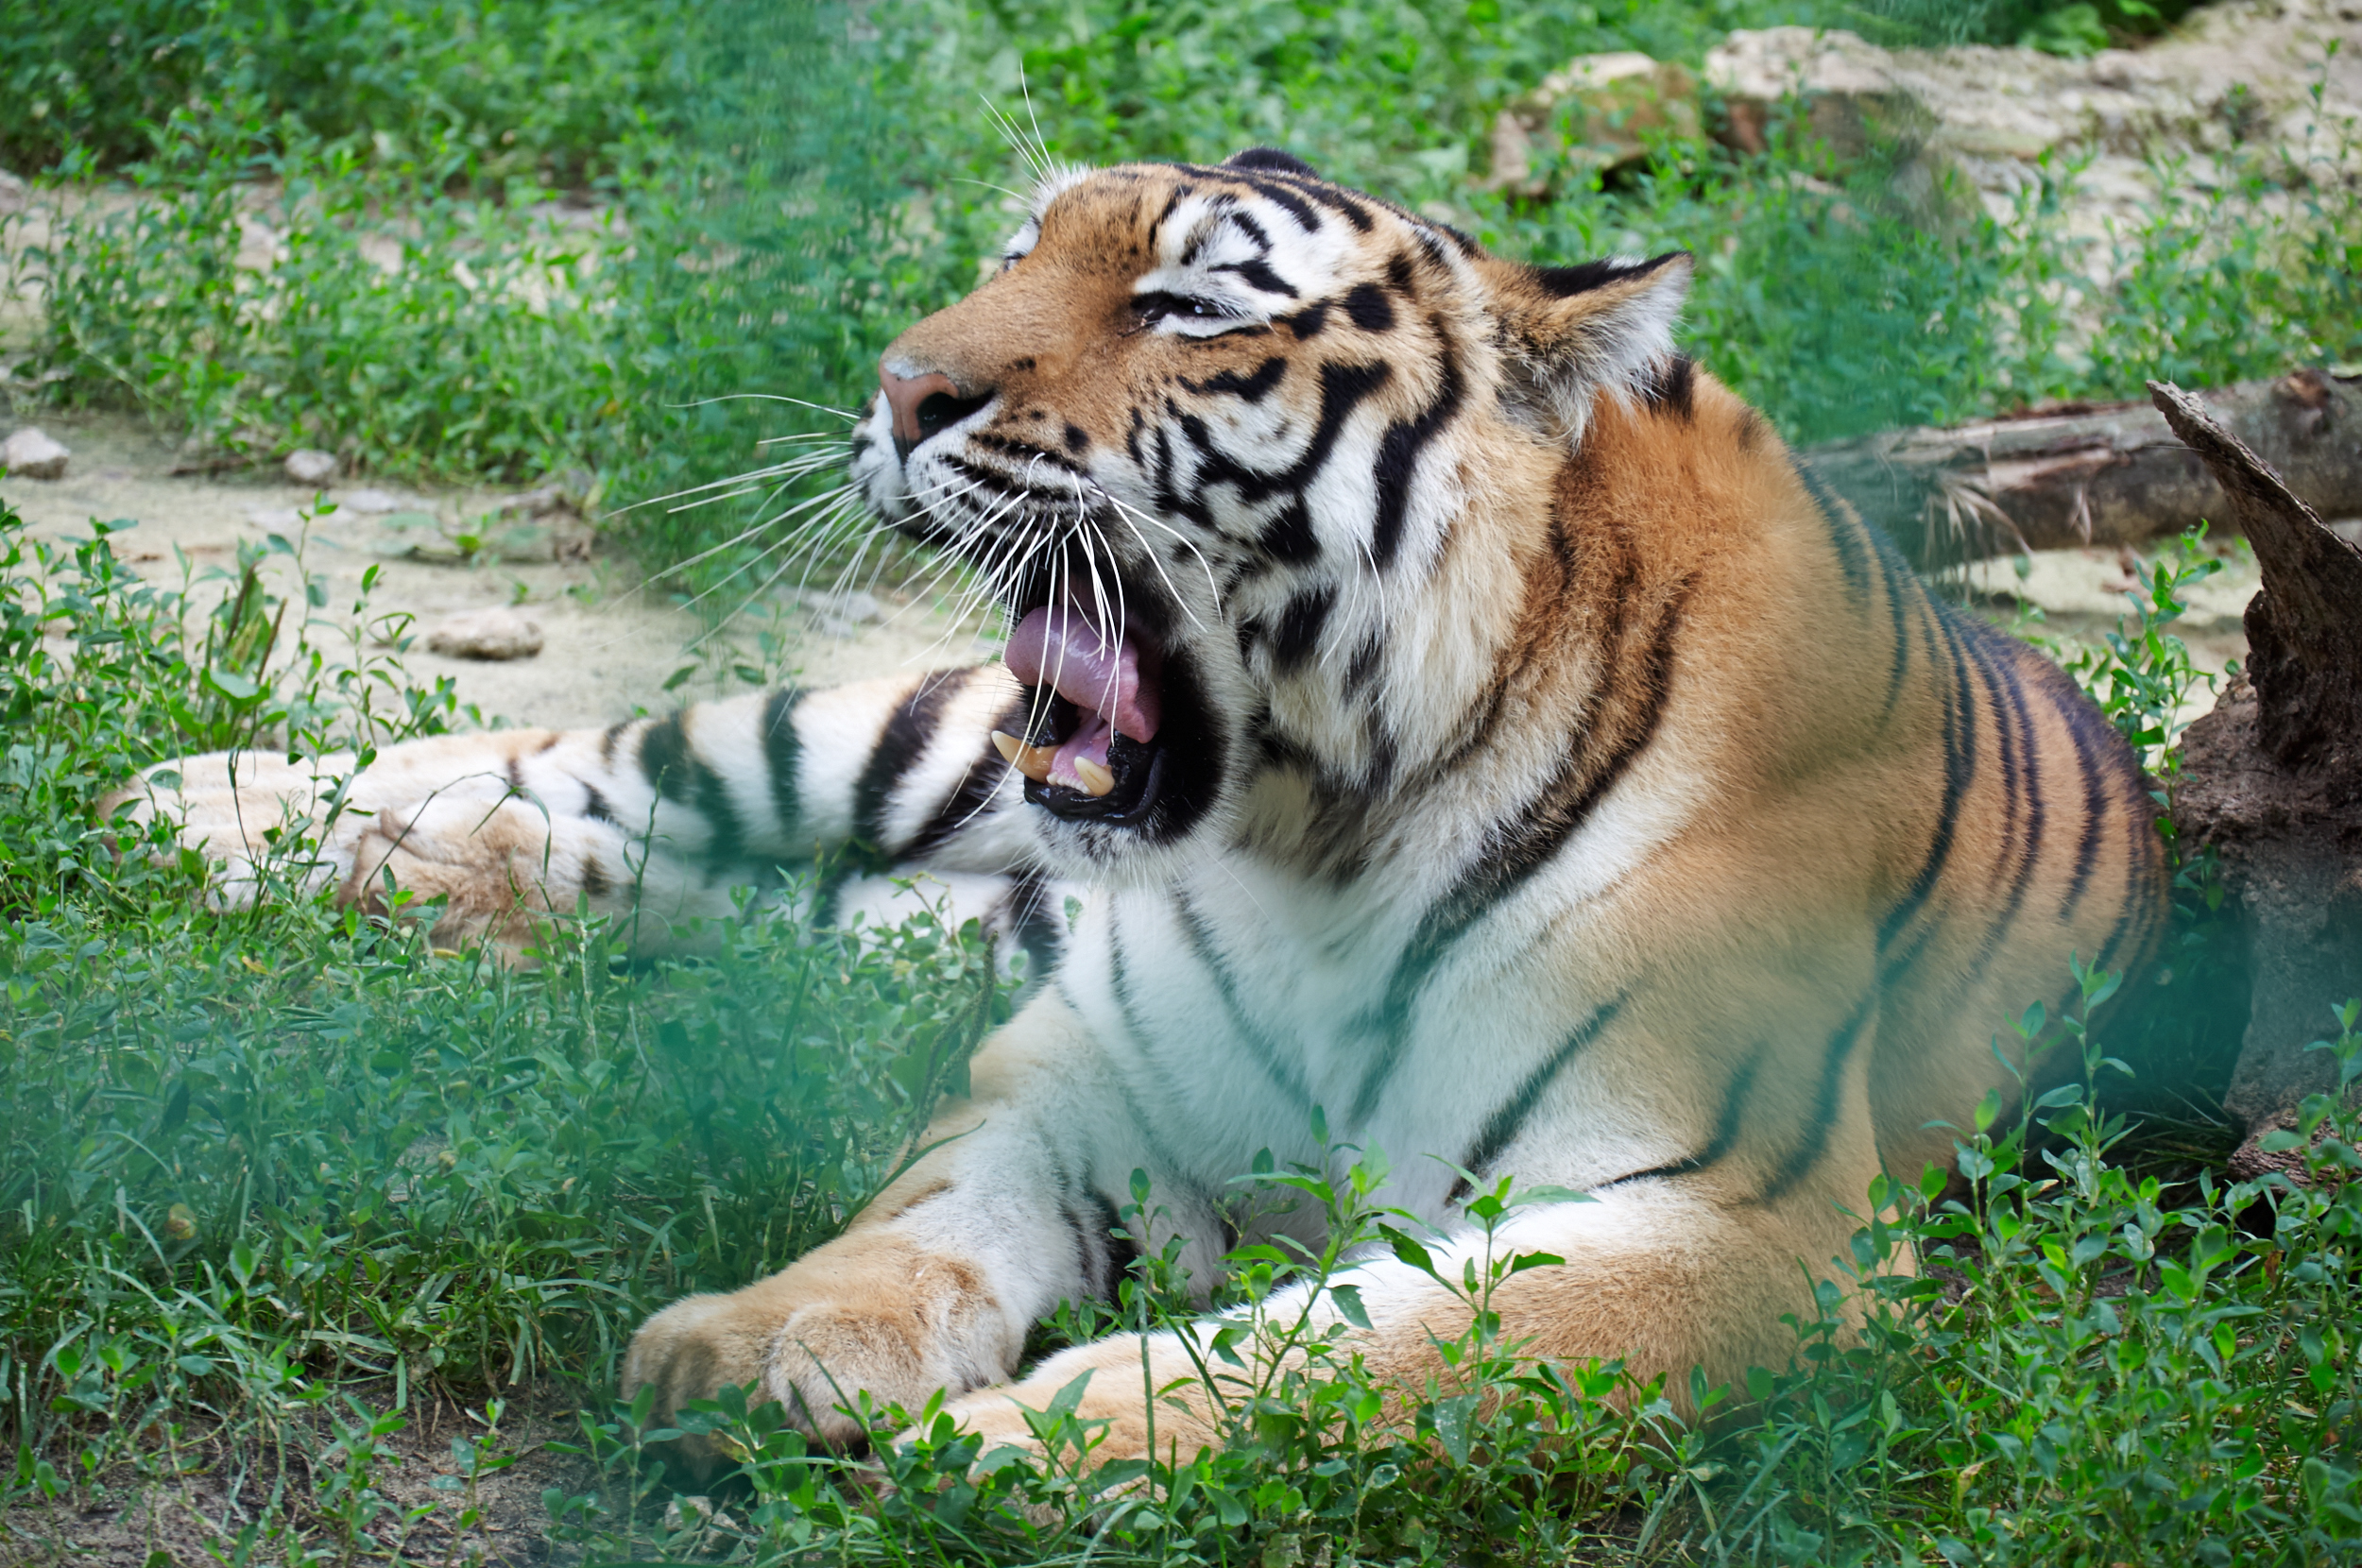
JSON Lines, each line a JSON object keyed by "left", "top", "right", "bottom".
{"left": 621, "top": 986, "right": 1222, "bottom": 1460}
{"left": 104, "top": 667, "right": 1044, "bottom": 954}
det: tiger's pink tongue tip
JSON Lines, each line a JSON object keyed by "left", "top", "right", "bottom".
{"left": 1005, "top": 603, "right": 1161, "bottom": 743}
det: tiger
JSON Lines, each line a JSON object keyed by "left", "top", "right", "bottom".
{"left": 112, "top": 147, "right": 2167, "bottom": 1467}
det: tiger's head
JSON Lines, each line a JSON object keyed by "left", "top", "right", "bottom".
{"left": 851, "top": 148, "right": 1695, "bottom": 879}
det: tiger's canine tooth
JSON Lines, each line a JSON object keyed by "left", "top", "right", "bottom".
{"left": 990, "top": 730, "right": 1055, "bottom": 782}
{"left": 1074, "top": 758, "right": 1116, "bottom": 797}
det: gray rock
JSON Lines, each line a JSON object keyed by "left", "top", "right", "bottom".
{"left": 425, "top": 606, "right": 544, "bottom": 661}
{"left": 1, "top": 427, "right": 69, "bottom": 480}
{"left": 283, "top": 449, "right": 339, "bottom": 486}
{"left": 0, "top": 169, "right": 26, "bottom": 217}
{"left": 338, "top": 487, "right": 409, "bottom": 515}
{"left": 1702, "top": 5, "right": 2362, "bottom": 237}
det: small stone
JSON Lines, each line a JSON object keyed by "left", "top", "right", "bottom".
{"left": 284, "top": 449, "right": 338, "bottom": 486}
{"left": 795, "top": 588, "right": 883, "bottom": 624}
{"left": 486, "top": 483, "right": 572, "bottom": 520}
{"left": 1, "top": 426, "right": 69, "bottom": 480}
{"left": 0, "top": 169, "right": 26, "bottom": 217}
{"left": 425, "top": 606, "right": 544, "bottom": 661}
{"left": 338, "top": 487, "right": 406, "bottom": 514}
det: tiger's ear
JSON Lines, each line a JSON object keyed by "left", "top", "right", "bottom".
{"left": 1488, "top": 250, "right": 1692, "bottom": 442}
{"left": 1224, "top": 146, "right": 1322, "bottom": 179}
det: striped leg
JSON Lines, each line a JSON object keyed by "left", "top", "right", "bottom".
{"left": 107, "top": 667, "right": 1053, "bottom": 954}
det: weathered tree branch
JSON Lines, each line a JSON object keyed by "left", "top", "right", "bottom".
{"left": 2154, "top": 379, "right": 2362, "bottom": 1181}
{"left": 1801, "top": 368, "right": 2362, "bottom": 569}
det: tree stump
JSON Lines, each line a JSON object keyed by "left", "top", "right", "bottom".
{"left": 2154, "top": 381, "right": 2362, "bottom": 1181}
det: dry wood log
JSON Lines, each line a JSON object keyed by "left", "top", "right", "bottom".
{"left": 1800, "top": 368, "right": 2362, "bottom": 568}
{"left": 2154, "top": 379, "right": 2362, "bottom": 1183}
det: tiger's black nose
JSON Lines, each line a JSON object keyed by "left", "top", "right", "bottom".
{"left": 881, "top": 366, "right": 992, "bottom": 462}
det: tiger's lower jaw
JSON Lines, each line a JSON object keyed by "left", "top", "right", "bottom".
{"left": 1018, "top": 703, "right": 1175, "bottom": 826}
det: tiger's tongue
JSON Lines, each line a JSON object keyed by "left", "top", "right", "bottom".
{"left": 1005, "top": 602, "right": 1161, "bottom": 745}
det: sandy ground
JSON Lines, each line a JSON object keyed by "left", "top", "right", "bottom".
{"left": 0, "top": 411, "right": 1001, "bottom": 732}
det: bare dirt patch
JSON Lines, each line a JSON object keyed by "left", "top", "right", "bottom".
{"left": 1, "top": 411, "right": 998, "bottom": 730}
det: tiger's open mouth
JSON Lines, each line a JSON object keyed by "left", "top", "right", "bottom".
{"left": 993, "top": 588, "right": 1181, "bottom": 826}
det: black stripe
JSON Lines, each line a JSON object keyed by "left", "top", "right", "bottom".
{"left": 1530, "top": 250, "right": 1685, "bottom": 298}
{"left": 1354, "top": 577, "right": 1689, "bottom": 1122}
{"left": 1461, "top": 997, "right": 1625, "bottom": 1179}
{"left": 761, "top": 688, "right": 806, "bottom": 853}
{"left": 1270, "top": 586, "right": 1336, "bottom": 674}
{"left": 581, "top": 784, "right": 617, "bottom": 825}
{"left": 1216, "top": 256, "right": 1297, "bottom": 298}
{"left": 1062, "top": 1189, "right": 1128, "bottom": 1303}
{"left": 1638, "top": 353, "right": 1695, "bottom": 421}
{"left": 579, "top": 854, "right": 610, "bottom": 900}
{"left": 1150, "top": 186, "right": 1191, "bottom": 248}
{"left": 637, "top": 711, "right": 744, "bottom": 865}
{"left": 1258, "top": 498, "right": 1320, "bottom": 564}
{"left": 1176, "top": 161, "right": 1375, "bottom": 230}
{"left": 1184, "top": 356, "right": 1287, "bottom": 403}
{"left": 1173, "top": 890, "right": 1314, "bottom": 1112}
{"left": 1370, "top": 323, "right": 1465, "bottom": 571}
{"left": 1595, "top": 1043, "right": 1766, "bottom": 1191}
{"left": 1344, "top": 282, "right": 1395, "bottom": 332}
{"left": 903, "top": 695, "right": 1026, "bottom": 859}
{"left": 1215, "top": 162, "right": 1325, "bottom": 230}
{"left": 1859, "top": 522, "right": 1918, "bottom": 721}
{"left": 1959, "top": 616, "right": 2022, "bottom": 898}
{"left": 1161, "top": 360, "right": 1391, "bottom": 518}
{"left": 1762, "top": 997, "right": 1875, "bottom": 1203}
{"left": 1792, "top": 460, "right": 1870, "bottom": 609}
{"left": 852, "top": 672, "right": 971, "bottom": 845}
{"left": 638, "top": 712, "right": 689, "bottom": 800}
{"left": 2042, "top": 663, "right": 2115, "bottom": 923}
{"left": 1957, "top": 626, "right": 2049, "bottom": 986}
{"left": 1875, "top": 589, "right": 1977, "bottom": 956}
{"left": 1005, "top": 873, "right": 1065, "bottom": 987}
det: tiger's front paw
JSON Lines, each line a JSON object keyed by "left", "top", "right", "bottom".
{"left": 624, "top": 1245, "right": 1024, "bottom": 1467}
{"left": 933, "top": 1331, "right": 1224, "bottom": 1473}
